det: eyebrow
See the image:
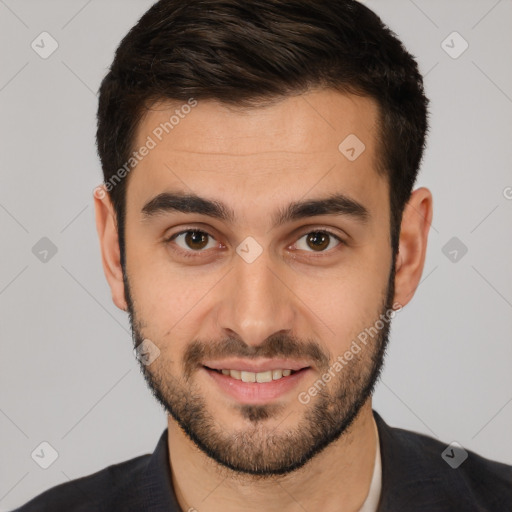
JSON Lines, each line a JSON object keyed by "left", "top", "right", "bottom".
{"left": 141, "top": 191, "right": 370, "bottom": 227}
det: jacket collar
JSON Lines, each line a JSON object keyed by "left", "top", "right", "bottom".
{"left": 140, "top": 429, "right": 181, "bottom": 511}
{"left": 374, "top": 410, "right": 480, "bottom": 511}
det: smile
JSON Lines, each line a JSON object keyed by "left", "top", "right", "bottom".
{"left": 202, "top": 366, "right": 311, "bottom": 404}
{"left": 210, "top": 368, "right": 296, "bottom": 382}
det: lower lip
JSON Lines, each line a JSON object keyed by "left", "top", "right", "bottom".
{"left": 203, "top": 367, "right": 311, "bottom": 404}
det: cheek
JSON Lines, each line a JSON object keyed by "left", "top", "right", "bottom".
{"left": 310, "top": 246, "right": 391, "bottom": 353}
{"left": 309, "top": 270, "right": 387, "bottom": 347}
{"left": 129, "top": 266, "right": 212, "bottom": 324}
{"left": 124, "top": 223, "right": 199, "bottom": 312}
{"left": 125, "top": 240, "right": 223, "bottom": 343}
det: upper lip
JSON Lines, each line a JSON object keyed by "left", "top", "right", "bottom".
{"left": 203, "top": 358, "right": 311, "bottom": 373}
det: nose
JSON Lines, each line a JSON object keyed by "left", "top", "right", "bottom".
{"left": 215, "top": 246, "right": 296, "bottom": 347}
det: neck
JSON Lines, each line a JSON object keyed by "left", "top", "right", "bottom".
{"left": 167, "top": 400, "right": 378, "bottom": 512}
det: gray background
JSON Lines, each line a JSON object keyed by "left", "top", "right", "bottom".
{"left": 1, "top": 0, "right": 511, "bottom": 509}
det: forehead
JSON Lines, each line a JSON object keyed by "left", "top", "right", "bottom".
{"left": 136, "top": 89, "right": 379, "bottom": 154}
{"left": 127, "top": 89, "right": 387, "bottom": 224}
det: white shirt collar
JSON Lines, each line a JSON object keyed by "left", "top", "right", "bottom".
{"left": 358, "top": 417, "right": 382, "bottom": 512}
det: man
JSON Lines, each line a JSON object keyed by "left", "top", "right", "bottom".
{"left": 14, "top": 0, "right": 512, "bottom": 511}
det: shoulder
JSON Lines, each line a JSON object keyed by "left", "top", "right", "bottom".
{"left": 397, "top": 424, "right": 512, "bottom": 486}
{"left": 12, "top": 454, "right": 151, "bottom": 512}
{"left": 376, "top": 411, "right": 512, "bottom": 511}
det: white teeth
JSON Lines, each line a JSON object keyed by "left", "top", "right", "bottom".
{"left": 241, "top": 371, "right": 256, "bottom": 383}
{"left": 272, "top": 369, "right": 283, "bottom": 380}
{"left": 230, "top": 369, "right": 241, "bottom": 380}
{"left": 218, "top": 369, "right": 296, "bottom": 381}
{"left": 256, "top": 370, "right": 272, "bottom": 383}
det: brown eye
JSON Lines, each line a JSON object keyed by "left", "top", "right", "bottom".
{"left": 169, "top": 230, "right": 216, "bottom": 252}
{"left": 294, "top": 231, "right": 342, "bottom": 253}
{"left": 184, "top": 231, "right": 209, "bottom": 250}
{"left": 306, "top": 232, "right": 330, "bottom": 251}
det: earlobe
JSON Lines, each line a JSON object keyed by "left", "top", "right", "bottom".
{"left": 94, "top": 186, "right": 128, "bottom": 311}
{"left": 393, "top": 187, "right": 433, "bottom": 308}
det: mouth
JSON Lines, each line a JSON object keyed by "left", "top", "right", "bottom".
{"left": 202, "top": 365, "right": 311, "bottom": 404}
{"left": 204, "top": 366, "right": 304, "bottom": 382}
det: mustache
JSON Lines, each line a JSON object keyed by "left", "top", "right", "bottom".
{"left": 183, "top": 332, "right": 330, "bottom": 378}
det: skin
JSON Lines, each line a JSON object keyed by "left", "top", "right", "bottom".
{"left": 95, "top": 89, "right": 433, "bottom": 512}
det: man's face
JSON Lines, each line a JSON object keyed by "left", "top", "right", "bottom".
{"left": 122, "top": 89, "right": 395, "bottom": 475}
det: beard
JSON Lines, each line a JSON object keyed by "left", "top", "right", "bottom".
{"left": 124, "top": 260, "right": 395, "bottom": 478}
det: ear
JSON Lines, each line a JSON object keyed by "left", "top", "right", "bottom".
{"left": 94, "top": 186, "right": 128, "bottom": 311}
{"left": 393, "top": 187, "right": 433, "bottom": 308}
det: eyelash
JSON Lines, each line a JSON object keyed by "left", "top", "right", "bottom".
{"left": 164, "top": 228, "right": 345, "bottom": 259}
